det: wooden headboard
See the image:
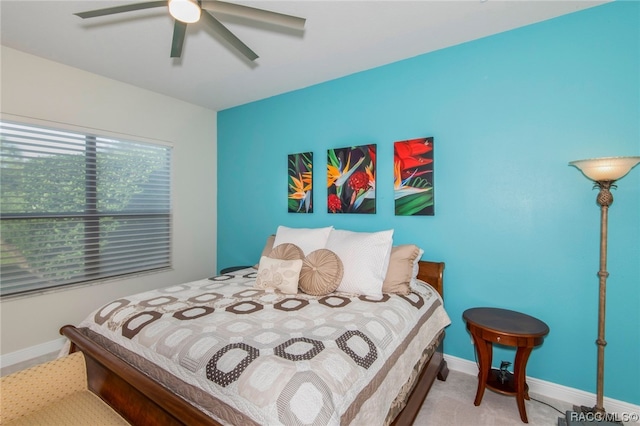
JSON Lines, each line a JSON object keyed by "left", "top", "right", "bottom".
{"left": 416, "top": 260, "right": 445, "bottom": 298}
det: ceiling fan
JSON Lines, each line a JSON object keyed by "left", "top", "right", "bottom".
{"left": 74, "top": 0, "right": 306, "bottom": 61}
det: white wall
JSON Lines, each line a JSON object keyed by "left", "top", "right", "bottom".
{"left": 0, "top": 47, "right": 218, "bottom": 355}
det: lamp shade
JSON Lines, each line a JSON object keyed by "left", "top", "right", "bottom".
{"left": 168, "top": 0, "right": 201, "bottom": 23}
{"left": 569, "top": 156, "right": 640, "bottom": 182}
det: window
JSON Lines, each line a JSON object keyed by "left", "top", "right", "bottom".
{"left": 0, "top": 121, "right": 172, "bottom": 297}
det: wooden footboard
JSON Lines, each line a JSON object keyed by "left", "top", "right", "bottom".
{"left": 62, "top": 325, "right": 204, "bottom": 425}
{"left": 61, "top": 260, "right": 447, "bottom": 425}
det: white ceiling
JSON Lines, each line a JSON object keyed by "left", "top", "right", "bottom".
{"left": 1, "top": 0, "right": 607, "bottom": 111}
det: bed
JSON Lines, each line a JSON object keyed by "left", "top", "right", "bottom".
{"left": 60, "top": 259, "right": 449, "bottom": 425}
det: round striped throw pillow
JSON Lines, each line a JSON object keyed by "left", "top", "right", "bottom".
{"left": 299, "top": 249, "right": 343, "bottom": 296}
{"left": 269, "top": 243, "right": 304, "bottom": 261}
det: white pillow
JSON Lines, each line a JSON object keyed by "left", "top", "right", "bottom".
{"left": 325, "top": 229, "right": 394, "bottom": 297}
{"left": 273, "top": 226, "right": 333, "bottom": 256}
{"left": 255, "top": 256, "right": 303, "bottom": 294}
{"left": 410, "top": 248, "right": 425, "bottom": 288}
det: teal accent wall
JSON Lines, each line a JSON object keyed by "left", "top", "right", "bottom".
{"left": 218, "top": 2, "right": 639, "bottom": 404}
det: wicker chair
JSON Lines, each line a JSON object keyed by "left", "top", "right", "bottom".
{"left": 0, "top": 351, "right": 129, "bottom": 425}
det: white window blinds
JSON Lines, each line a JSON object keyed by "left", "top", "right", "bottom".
{"left": 0, "top": 121, "right": 172, "bottom": 297}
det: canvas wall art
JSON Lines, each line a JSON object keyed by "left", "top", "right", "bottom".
{"left": 394, "top": 137, "right": 434, "bottom": 216}
{"left": 288, "top": 151, "right": 313, "bottom": 213}
{"left": 327, "top": 144, "right": 376, "bottom": 214}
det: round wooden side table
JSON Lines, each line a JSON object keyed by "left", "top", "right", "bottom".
{"left": 463, "top": 307, "right": 549, "bottom": 423}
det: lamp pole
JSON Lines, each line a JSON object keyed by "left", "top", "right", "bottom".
{"left": 593, "top": 180, "right": 613, "bottom": 413}
{"left": 569, "top": 156, "right": 640, "bottom": 415}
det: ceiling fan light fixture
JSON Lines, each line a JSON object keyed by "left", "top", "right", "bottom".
{"left": 169, "top": 0, "right": 201, "bottom": 23}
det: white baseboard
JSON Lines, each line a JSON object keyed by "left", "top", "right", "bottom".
{"left": 0, "top": 338, "right": 66, "bottom": 369}
{"left": 444, "top": 354, "right": 640, "bottom": 423}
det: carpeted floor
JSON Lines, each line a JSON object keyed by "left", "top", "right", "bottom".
{"left": 415, "top": 369, "right": 573, "bottom": 425}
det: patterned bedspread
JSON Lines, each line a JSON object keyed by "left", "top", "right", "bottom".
{"left": 76, "top": 268, "right": 450, "bottom": 426}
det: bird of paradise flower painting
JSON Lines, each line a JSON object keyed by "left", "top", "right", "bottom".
{"left": 288, "top": 152, "right": 313, "bottom": 213}
{"left": 327, "top": 144, "right": 376, "bottom": 214}
{"left": 394, "top": 137, "right": 434, "bottom": 216}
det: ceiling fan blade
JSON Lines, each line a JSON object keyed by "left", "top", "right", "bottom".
{"left": 170, "top": 21, "right": 188, "bottom": 58}
{"left": 201, "top": 11, "right": 258, "bottom": 61}
{"left": 74, "top": 1, "right": 168, "bottom": 19}
{"left": 200, "top": 1, "right": 305, "bottom": 30}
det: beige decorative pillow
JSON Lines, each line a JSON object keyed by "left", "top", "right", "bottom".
{"left": 382, "top": 245, "right": 421, "bottom": 295}
{"left": 269, "top": 243, "right": 304, "bottom": 261}
{"left": 255, "top": 256, "right": 303, "bottom": 294}
{"left": 254, "top": 234, "right": 276, "bottom": 268}
{"left": 299, "top": 249, "right": 344, "bottom": 296}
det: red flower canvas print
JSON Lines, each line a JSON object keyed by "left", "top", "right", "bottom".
{"left": 288, "top": 152, "right": 313, "bottom": 213}
{"left": 394, "top": 137, "right": 434, "bottom": 216}
{"left": 327, "top": 144, "right": 376, "bottom": 214}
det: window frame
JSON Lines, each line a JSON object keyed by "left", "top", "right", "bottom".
{"left": 0, "top": 115, "right": 174, "bottom": 298}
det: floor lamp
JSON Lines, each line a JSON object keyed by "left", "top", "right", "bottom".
{"left": 568, "top": 156, "right": 640, "bottom": 416}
